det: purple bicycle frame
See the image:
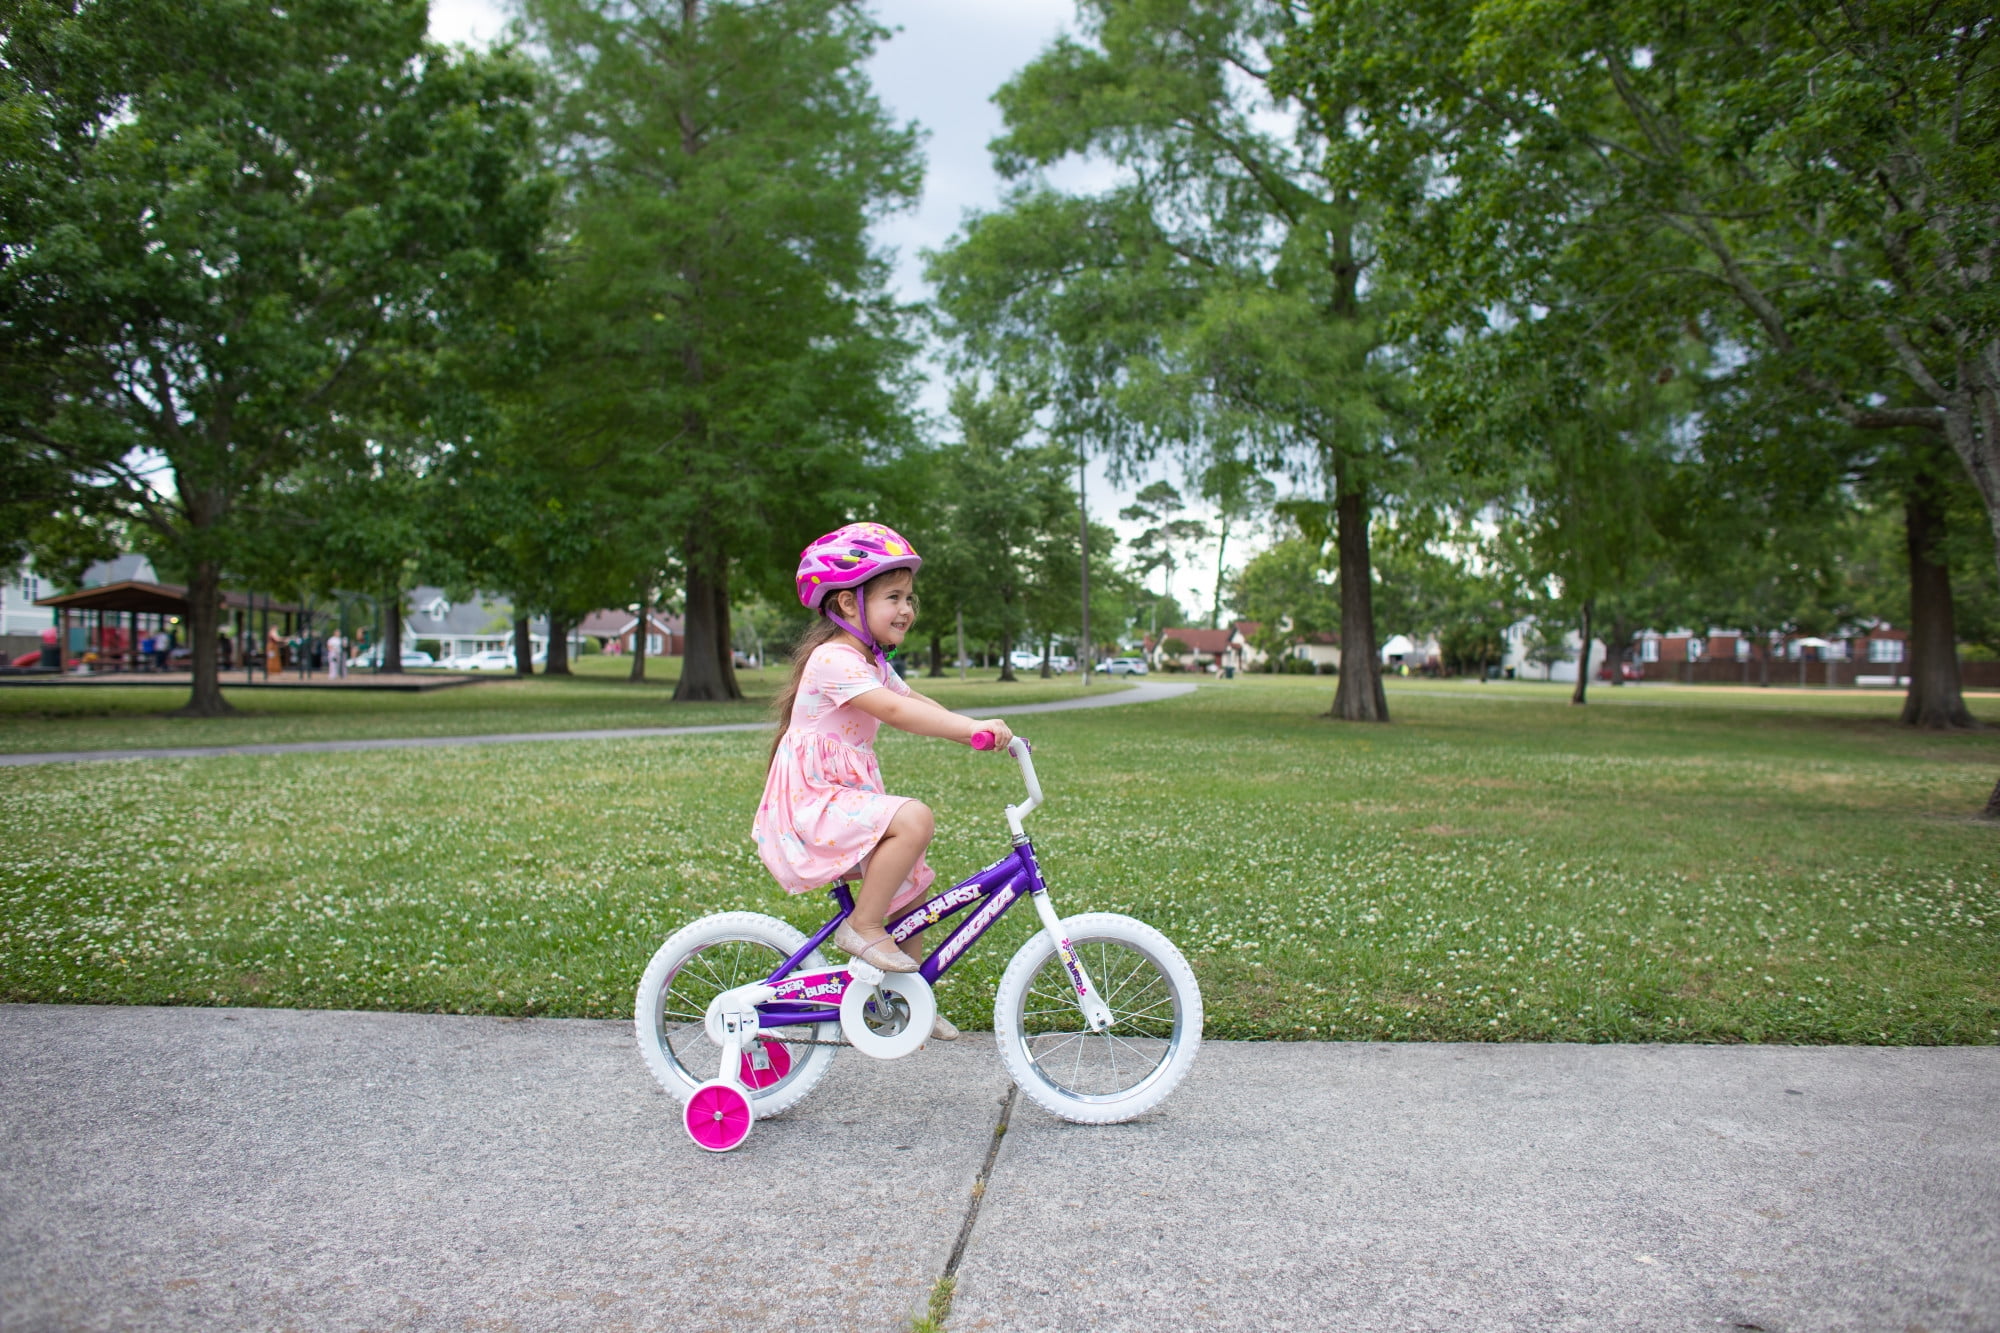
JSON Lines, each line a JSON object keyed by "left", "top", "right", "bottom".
{"left": 753, "top": 840, "right": 1048, "bottom": 1031}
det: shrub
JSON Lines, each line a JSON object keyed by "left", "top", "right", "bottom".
{"left": 415, "top": 639, "right": 443, "bottom": 658}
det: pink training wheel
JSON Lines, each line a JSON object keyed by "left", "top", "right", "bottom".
{"left": 971, "top": 731, "right": 996, "bottom": 750}
{"left": 685, "top": 1080, "right": 753, "bottom": 1152}
{"left": 738, "top": 1037, "right": 792, "bottom": 1091}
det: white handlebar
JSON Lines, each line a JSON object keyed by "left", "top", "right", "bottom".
{"left": 1005, "top": 736, "right": 1042, "bottom": 837}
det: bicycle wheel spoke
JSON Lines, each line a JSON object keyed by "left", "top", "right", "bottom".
{"left": 1030, "top": 1029, "right": 1087, "bottom": 1062}
{"left": 686, "top": 951, "right": 730, "bottom": 990}
{"left": 1101, "top": 955, "right": 1150, "bottom": 1007}
{"left": 1111, "top": 995, "right": 1174, "bottom": 1025}
{"left": 1103, "top": 1031, "right": 1162, "bottom": 1069}
{"left": 663, "top": 983, "right": 715, "bottom": 1021}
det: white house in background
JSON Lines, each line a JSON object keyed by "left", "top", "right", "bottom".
{"left": 1224, "top": 621, "right": 1269, "bottom": 672}
{"left": 1228, "top": 619, "right": 1339, "bottom": 671}
{"left": 1379, "top": 633, "right": 1440, "bottom": 671}
{"left": 2, "top": 561, "right": 52, "bottom": 646}
{"left": 1500, "top": 620, "right": 1607, "bottom": 683}
{"left": 400, "top": 588, "right": 583, "bottom": 663}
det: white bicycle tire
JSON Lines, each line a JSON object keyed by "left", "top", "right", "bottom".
{"left": 634, "top": 911, "right": 836, "bottom": 1117}
{"left": 993, "top": 912, "right": 1203, "bottom": 1125}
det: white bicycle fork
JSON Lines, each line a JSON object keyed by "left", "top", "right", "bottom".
{"left": 1032, "top": 888, "right": 1115, "bottom": 1032}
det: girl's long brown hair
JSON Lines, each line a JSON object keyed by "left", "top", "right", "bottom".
{"left": 769, "top": 615, "right": 845, "bottom": 763}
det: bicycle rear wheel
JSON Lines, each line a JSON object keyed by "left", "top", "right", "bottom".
{"left": 993, "top": 912, "right": 1202, "bottom": 1124}
{"left": 635, "top": 912, "right": 836, "bottom": 1117}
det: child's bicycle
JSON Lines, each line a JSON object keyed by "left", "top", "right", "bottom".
{"left": 635, "top": 736, "right": 1203, "bottom": 1151}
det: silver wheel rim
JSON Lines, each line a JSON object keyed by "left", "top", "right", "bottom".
{"left": 653, "top": 936, "right": 827, "bottom": 1097}
{"left": 1014, "top": 934, "right": 1184, "bottom": 1106}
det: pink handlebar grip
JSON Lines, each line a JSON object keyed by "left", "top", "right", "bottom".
{"left": 970, "top": 731, "right": 996, "bottom": 751}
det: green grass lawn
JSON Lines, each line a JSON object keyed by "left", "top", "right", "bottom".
{"left": 2, "top": 675, "right": 1994, "bottom": 1043}
{"left": 0, "top": 663, "right": 1115, "bottom": 753}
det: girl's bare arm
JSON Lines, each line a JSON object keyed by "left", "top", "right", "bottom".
{"left": 847, "top": 687, "right": 1012, "bottom": 749}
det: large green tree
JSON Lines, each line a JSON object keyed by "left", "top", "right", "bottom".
{"left": 516, "top": 0, "right": 922, "bottom": 702}
{"left": 1285, "top": 0, "right": 2000, "bottom": 806}
{"left": 931, "top": 383, "right": 1080, "bottom": 683}
{"left": 931, "top": 0, "right": 1408, "bottom": 723}
{"left": 0, "top": 0, "right": 547, "bottom": 713}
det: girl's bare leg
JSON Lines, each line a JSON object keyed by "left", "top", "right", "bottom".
{"left": 850, "top": 800, "right": 934, "bottom": 939}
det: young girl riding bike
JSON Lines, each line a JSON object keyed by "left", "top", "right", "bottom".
{"left": 752, "top": 523, "right": 1013, "bottom": 1039}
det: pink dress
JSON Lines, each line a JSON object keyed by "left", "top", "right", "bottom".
{"left": 753, "top": 643, "right": 935, "bottom": 913}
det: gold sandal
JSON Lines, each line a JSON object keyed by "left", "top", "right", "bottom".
{"left": 835, "top": 921, "right": 919, "bottom": 973}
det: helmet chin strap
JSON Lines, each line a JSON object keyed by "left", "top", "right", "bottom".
{"left": 826, "top": 586, "right": 891, "bottom": 673}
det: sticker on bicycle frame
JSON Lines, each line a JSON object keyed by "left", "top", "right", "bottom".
{"left": 769, "top": 969, "right": 851, "bottom": 1005}
{"left": 934, "top": 886, "right": 1017, "bottom": 968}
{"left": 890, "top": 880, "right": 985, "bottom": 942}
{"left": 1057, "top": 938, "right": 1091, "bottom": 996}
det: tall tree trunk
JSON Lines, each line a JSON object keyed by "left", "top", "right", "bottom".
{"left": 1078, "top": 459, "right": 1093, "bottom": 688}
{"left": 629, "top": 597, "right": 649, "bottom": 682}
{"left": 1570, "top": 599, "right": 1593, "bottom": 706}
{"left": 1899, "top": 476, "right": 1973, "bottom": 728}
{"left": 172, "top": 559, "right": 234, "bottom": 717}
{"left": 545, "top": 614, "right": 572, "bottom": 676}
{"left": 1330, "top": 478, "right": 1387, "bottom": 721}
{"left": 1210, "top": 514, "right": 1229, "bottom": 630}
{"left": 1040, "top": 631, "right": 1053, "bottom": 678}
{"left": 1758, "top": 636, "right": 1770, "bottom": 687}
{"left": 675, "top": 534, "right": 740, "bottom": 702}
{"left": 997, "top": 615, "right": 1017, "bottom": 682}
{"left": 513, "top": 617, "right": 534, "bottom": 675}
{"left": 382, "top": 590, "right": 404, "bottom": 675}
{"left": 926, "top": 631, "right": 943, "bottom": 678}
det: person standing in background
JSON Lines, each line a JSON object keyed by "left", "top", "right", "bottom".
{"left": 326, "top": 630, "right": 345, "bottom": 680}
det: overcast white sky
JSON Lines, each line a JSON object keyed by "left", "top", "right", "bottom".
{"left": 428, "top": 0, "right": 1252, "bottom": 622}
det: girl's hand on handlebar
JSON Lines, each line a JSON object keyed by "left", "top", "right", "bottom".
{"left": 970, "top": 719, "right": 1013, "bottom": 751}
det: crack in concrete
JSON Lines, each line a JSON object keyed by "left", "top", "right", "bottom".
{"left": 919, "top": 1084, "right": 1018, "bottom": 1330}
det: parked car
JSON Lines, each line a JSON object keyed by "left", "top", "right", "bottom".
{"left": 1101, "top": 656, "right": 1149, "bottom": 676}
{"left": 1008, "top": 649, "right": 1069, "bottom": 673}
{"left": 1596, "top": 660, "right": 1644, "bottom": 681}
{"left": 447, "top": 648, "right": 545, "bottom": 671}
{"left": 447, "top": 649, "right": 514, "bottom": 671}
{"left": 347, "top": 646, "right": 435, "bottom": 670}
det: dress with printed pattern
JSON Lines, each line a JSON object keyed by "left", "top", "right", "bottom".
{"left": 753, "top": 642, "right": 934, "bottom": 914}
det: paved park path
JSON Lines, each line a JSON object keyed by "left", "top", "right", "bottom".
{"left": 3, "top": 1004, "right": 1994, "bottom": 1332}
{"left": 0, "top": 680, "right": 1195, "bottom": 768}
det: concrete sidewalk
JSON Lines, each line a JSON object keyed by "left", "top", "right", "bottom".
{"left": 2, "top": 1005, "right": 1994, "bottom": 1333}
{"left": 0, "top": 681, "right": 1194, "bottom": 768}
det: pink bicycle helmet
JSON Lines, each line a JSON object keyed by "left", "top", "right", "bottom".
{"left": 795, "top": 522, "right": 922, "bottom": 611}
